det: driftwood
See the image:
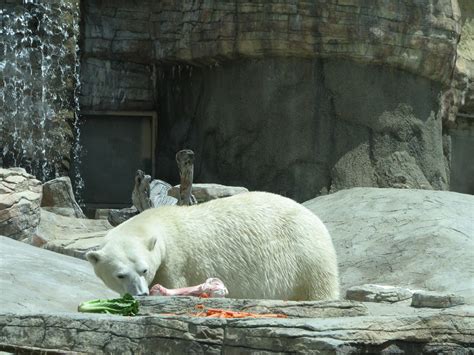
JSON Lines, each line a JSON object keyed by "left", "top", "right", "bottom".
{"left": 175, "top": 149, "right": 197, "bottom": 206}
{"left": 131, "top": 169, "right": 153, "bottom": 212}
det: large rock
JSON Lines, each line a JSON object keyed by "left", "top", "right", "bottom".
{"left": 33, "top": 209, "right": 112, "bottom": 258}
{"left": 303, "top": 188, "right": 474, "bottom": 303}
{"left": 412, "top": 291, "right": 466, "bottom": 309}
{"left": 0, "top": 168, "right": 42, "bottom": 241}
{"left": 346, "top": 284, "right": 414, "bottom": 304}
{"left": 0, "top": 236, "right": 115, "bottom": 313}
{"left": 41, "top": 176, "right": 86, "bottom": 218}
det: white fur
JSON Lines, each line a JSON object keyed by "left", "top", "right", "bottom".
{"left": 87, "top": 191, "right": 340, "bottom": 300}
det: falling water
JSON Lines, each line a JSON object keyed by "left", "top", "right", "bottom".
{"left": 1, "top": 0, "right": 82, "bottom": 188}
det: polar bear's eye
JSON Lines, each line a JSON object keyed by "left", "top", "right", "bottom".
{"left": 142, "top": 269, "right": 148, "bottom": 275}
{"left": 117, "top": 274, "right": 126, "bottom": 279}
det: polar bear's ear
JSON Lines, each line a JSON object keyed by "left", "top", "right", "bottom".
{"left": 148, "top": 236, "right": 158, "bottom": 251}
{"left": 86, "top": 250, "right": 103, "bottom": 265}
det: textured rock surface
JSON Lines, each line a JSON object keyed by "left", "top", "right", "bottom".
{"left": 41, "top": 177, "right": 85, "bottom": 218}
{"left": 346, "top": 284, "right": 414, "bottom": 303}
{"left": 412, "top": 291, "right": 466, "bottom": 308}
{"left": 156, "top": 60, "right": 449, "bottom": 201}
{"left": 303, "top": 188, "right": 474, "bottom": 303}
{"left": 0, "top": 168, "right": 42, "bottom": 241}
{"left": 0, "top": 302, "right": 471, "bottom": 354}
{"left": 374, "top": 151, "right": 434, "bottom": 189}
{"left": 454, "top": 0, "right": 474, "bottom": 117}
{"left": 0, "top": 236, "right": 115, "bottom": 313}
{"left": 168, "top": 184, "right": 249, "bottom": 203}
{"left": 81, "top": 0, "right": 461, "bottom": 106}
{"left": 33, "top": 209, "right": 112, "bottom": 258}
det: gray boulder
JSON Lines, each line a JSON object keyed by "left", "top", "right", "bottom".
{"left": 346, "top": 284, "right": 414, "bottom": 303}
{"left": 411, "top": 290, "right": 465, "bottom": 308}
{"left": 0, "top": 168, "right": 42, "bottom": 241}
{"left": 41, "top": 176, "right": 85, "bottom": 218}
{"left": 0, "top": 236, "right": 115, "bottom": 313}
{"left": 303, "top": 188, "right": 474, "bottom": 303}
{"left": 33, "top": 209, "right": 112, "bottom": 258}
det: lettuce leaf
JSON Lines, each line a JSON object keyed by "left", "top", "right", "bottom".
{"left": 77, "top": 293, "right": 139, "bottom": 316}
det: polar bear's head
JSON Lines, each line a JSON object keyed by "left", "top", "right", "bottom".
{"left": 86, "top": 236, "right": 161, "bottom": 296}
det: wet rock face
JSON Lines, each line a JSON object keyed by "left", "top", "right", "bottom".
{"left": 0, "top": 168, "right": 42, "bottom": 241}
{"left": 1, "top": 1, "right": 80, "bottom": 181}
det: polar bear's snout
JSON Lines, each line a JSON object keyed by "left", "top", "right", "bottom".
{"left": 127, "top": 274, "right": 150, "bottom": 296}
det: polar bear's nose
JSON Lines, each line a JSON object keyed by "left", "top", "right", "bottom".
{"left": 137, "top": 291, "right": 149, "bottom": 296}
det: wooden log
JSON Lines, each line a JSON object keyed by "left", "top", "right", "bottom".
{"left": 175, "top": 149, "right": 197, "bottom": 206}
{"left": 131, "top": 169, "right": 153, "bottom": 212}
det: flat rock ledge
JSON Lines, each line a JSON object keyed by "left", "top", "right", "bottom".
{"left": 1, "top": 298, "right": 472, "bottom": 354}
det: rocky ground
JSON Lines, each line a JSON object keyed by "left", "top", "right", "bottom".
{"left": 0, "top": 167, "right": 473, "bottom": 353}
{"left": 1, "top": 290, "right": 472, "bottom": 354}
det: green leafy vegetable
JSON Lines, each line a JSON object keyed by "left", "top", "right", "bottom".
{"left": 77, "top": 294, "right": 139, "bottom": 316}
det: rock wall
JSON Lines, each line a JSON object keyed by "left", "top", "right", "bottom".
{"left": 80, "top": 0, "right": 468, "bottom": 201}
{"left": 82, "top": 0, "right": 461, "bottom": 86}
{"left": 448, "top": 0, "right": 474, "bottom": 194}
{"left": 156, "top": 59, "right": 447, "bottom": 201}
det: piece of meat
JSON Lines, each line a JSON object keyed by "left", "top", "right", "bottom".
{"left": 149, "top": 278, "right": 228, "bottom": 298}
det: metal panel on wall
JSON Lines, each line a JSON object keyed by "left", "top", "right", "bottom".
{"left": 74, "top": 111, "right": 157, "bottom": 208}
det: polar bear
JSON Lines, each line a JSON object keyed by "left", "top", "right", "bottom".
{"left": 86, "top": 191, "right": 340, "bottom": 300}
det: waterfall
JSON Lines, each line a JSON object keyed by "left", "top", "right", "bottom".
{"left": 1, "top": 0, "right": 81, "bottom": 188}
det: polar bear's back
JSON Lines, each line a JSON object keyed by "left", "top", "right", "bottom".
{"left": 141, "top": 191, "right": 340, "bottom": 300}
